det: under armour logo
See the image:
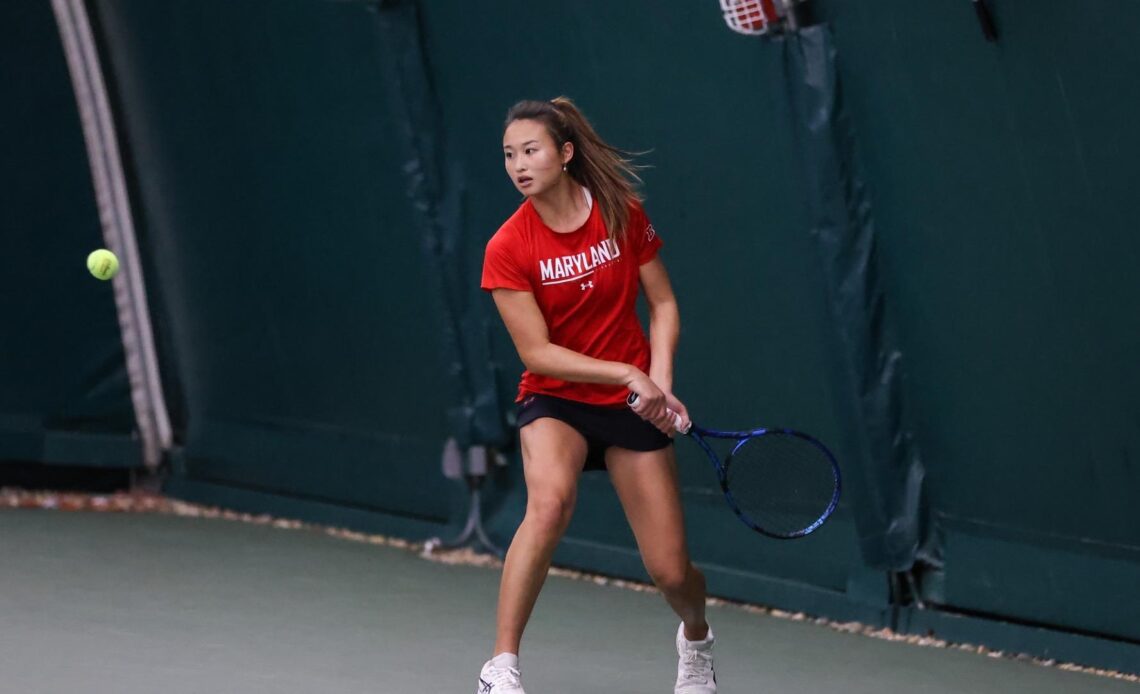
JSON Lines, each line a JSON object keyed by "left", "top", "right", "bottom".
{"left": 580, "top": 281, "right": 594, "bottom": 290}
{"left": 478, "top": 678, "right": 493, "bottom": 693}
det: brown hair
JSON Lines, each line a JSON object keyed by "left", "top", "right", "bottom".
{"left": 504, "top": 97, "right": 644, "bottom": 242}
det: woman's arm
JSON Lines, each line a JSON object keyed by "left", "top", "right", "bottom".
{"left": 639, "top": 257, "right": 690, "bottom": 428}
{"left": 490, "top": 287, "right": 675, "bottom": 431}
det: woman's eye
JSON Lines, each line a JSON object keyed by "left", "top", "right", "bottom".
{"left": 525, "top": 148, "right": 536, "bottom": 155}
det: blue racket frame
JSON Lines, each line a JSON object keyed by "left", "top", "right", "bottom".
{"left": 683, "top": 423, "right": 842, "bottom": 539}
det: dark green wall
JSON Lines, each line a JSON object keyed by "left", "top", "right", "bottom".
{"left": 810, "top": 0, "right": 1140, "bottom": 639}
{"left": 0, "top": 1, "right": 139, "bottom": 467}
{"left": 90, "top": 0, "right": 451, "bottom": 519}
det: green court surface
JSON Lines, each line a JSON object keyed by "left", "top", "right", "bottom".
{"left": 0, "top": 508, "right": 1133, "bottom": 693}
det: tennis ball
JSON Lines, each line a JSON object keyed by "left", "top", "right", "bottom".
{"left": 87, "top": 249, "right": 119, "bottom": 281}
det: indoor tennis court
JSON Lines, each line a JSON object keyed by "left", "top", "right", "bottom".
{"left": 4, "top": 0, "right": 1138, "bottom": 692}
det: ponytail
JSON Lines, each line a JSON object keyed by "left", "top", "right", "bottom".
{"left": 504, "top": 97, "right": 645, "bottom": 242}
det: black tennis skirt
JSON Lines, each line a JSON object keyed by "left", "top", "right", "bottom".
{"left": 516, "top": 393, "right": 672, "bottom": 472}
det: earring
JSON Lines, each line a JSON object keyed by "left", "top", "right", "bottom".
{"left": 562, "top": 165, "right": 568, "bottom": 172}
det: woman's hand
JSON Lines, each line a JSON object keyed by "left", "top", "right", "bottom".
{"left": 662, "top": 391, "right": 691, "bottom": 434}
{"left": 627, "top": 370, "right": 683, "bottom": 435}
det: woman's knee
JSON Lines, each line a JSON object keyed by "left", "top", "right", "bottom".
{"left": 648, "top": 560, "right": 698, "bottom": 595}
{"left": 524, "top": 491, "right": 577, "bottom": 538}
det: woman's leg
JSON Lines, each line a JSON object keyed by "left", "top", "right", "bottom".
{"left": 606, "top": 445, "right": 708, "bottom": 640}
{"left": 493, "top": 417, "right": 587, "bottom": 656}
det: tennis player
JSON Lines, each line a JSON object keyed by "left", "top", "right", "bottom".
{"left": 476, "top": 97, "right": 717, "bottom": 693}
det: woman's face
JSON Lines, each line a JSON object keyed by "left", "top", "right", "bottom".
{"left": 503, "top": 119, "right": 568, "bottom": 197}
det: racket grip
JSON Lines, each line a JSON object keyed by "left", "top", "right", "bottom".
{"left": 626, "top": 393, "right": 691, "bottom": 434}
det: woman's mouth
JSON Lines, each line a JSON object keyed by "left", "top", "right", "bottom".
{"left": 517, "top": 176, "right": 533, "bottom": 188}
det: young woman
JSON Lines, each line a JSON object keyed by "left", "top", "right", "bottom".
{"left": 476, "top": 97, "right": 717, "bottom": 694}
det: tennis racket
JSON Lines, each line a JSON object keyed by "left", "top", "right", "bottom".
{"left": 628, "top": 393, "right": 841, "bottom": 539}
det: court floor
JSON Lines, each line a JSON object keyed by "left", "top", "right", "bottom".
{"left": 0, "top": 507, "right": 1134, "bottom": 693}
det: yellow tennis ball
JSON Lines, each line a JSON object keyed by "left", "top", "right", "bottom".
{"left": 87, "top": 249, "right": 119, "bottom": 281}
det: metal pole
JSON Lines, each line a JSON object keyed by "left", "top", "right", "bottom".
{"left": 51, "top": 0, "right": 172, "bottom": 469}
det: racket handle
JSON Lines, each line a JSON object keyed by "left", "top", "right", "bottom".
{"left": 626, "top": 393, "right": 692, "bottom": 434}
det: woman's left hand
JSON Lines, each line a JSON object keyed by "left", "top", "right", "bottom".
{"left": 660, "top": 390, "right": 691, "bottom": 436}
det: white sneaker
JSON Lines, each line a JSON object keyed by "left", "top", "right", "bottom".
{"left": 475, "top": 653, "right": 526, "bottom": 693}
{"left": 675, "top": 622, "right": 717, "bottom": 693}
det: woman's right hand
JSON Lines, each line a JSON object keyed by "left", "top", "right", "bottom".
{"left": 625, "top": 370, "right": 675, "bottom": 435}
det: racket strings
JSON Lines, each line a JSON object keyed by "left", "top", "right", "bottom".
{"left": 724, "top": 433, "right": 838, "bottom": 537}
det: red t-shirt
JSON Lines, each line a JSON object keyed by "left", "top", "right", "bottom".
{"left": 481, "top": 193, "right": 663, "bottom": 407}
